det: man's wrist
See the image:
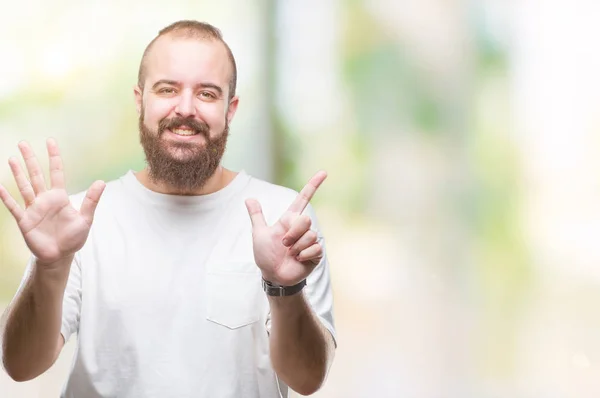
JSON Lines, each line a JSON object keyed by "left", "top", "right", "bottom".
{"left": 262, "top": 277, "right": 306, "bottom": 297}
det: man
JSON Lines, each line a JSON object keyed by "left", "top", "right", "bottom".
{"left": 0, "top": 20, "right": 336, "bottom": 397}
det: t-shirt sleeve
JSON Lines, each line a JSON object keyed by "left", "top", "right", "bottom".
{"left": 60, "top": 252, "right": 83, "bottom": 343}
{"left": 266, "top": 203, "right": 337, "bottom": 347}
{"left": 14, "top": 253, "right": 82, "bottom": 344}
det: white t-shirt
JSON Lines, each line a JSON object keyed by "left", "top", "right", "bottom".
{"left": 19, "top": 170, "right": 336, "bottom": 398}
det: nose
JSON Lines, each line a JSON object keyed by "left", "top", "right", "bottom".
{"left": 174, "top": 90, "right": 196, "bottom": 118}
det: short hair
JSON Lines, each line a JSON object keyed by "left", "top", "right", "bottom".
{"left": 137, "top": 20, "right": 237, "bottom": 100}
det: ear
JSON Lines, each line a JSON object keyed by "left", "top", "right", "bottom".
{"left": 134, "top": 85, "right": 143, "bottom": 116}
{"left": 226, "top": 96, "right": 239, "bottom": 125}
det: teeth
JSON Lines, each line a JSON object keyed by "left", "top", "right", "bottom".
{"left": 172, "top": 129, "right": 196, "bottom": 136}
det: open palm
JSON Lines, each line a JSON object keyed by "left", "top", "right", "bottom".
{"left": 0, "top": 139, "right": 105, "bottom": 265}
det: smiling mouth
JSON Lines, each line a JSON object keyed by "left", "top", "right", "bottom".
{"left": 170, "top": 128, "right": 198, "bottom": 136}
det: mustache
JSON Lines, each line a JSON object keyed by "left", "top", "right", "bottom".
{"left": 158, "top": 117, "right": 210, "bottom": 136}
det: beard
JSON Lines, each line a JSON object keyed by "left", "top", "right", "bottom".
{"left": 138, "top": 113, "right": 229, "bottom": 194}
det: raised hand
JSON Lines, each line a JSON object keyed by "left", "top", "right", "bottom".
{"left": 0, "top": 139, "right": 105, "bottom": 267}
{"left": 245, "top": 171, "right": 327, "bottom": 286}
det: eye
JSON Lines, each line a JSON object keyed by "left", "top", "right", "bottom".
{"left": 158, "top": 87, "right": 176, "bottom": 94}
{"left": 199, "top": 91, "right": 217, "bottom": 100}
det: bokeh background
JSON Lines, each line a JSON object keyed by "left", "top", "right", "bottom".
{"left": 2, "top": 0, "right": 600, "bottom": 396}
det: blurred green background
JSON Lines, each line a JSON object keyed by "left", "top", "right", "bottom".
{"left": 2, "top": 0, "right": 600, "bottom": 397}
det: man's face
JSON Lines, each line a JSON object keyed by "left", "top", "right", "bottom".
{"left": 135, "top": 36, "right": 238, "bottom": 192}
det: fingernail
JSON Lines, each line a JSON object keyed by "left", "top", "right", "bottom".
{"left": 282, "top": 238, "right": 289, "bottom": 246}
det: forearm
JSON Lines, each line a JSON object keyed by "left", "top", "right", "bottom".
{"left": 268, "top": 292, "right": 334, "bottom": 396}
{"left": 1, "top": 256, "right": 71, "bottom": 381}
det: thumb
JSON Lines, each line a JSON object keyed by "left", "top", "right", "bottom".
{"left": 245, "top": 198, "right": 267, "bottom": 229}
{"left": 80, "top": 180, "right": 106, "bottom": 226}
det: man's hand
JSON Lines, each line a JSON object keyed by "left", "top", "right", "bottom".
{"left": 245, "top": 171, "right": 327, "bottom": 286}
{"left": 0, "top": 139, "right": 105, "bottom": 268}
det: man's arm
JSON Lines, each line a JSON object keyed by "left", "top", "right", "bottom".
{"left": 244, "top": 172, "right": 336, "bottom": 394}
{"left": 1, "top": 256, "right": 71, "bottom": 382}
{"left": 0, "top": 139, "right": 105, "bottom": 382}
{"left": 268, "top": 292, "right": 335, "bottom": 396}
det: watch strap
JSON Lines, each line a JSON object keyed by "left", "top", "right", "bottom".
{"left": 262, "top": 277, "right": 306, "bottom": 296}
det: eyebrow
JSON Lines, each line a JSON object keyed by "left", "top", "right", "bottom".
{"left": 151, "top": 79, "right": 179, "bottom": 90}
{"left": 151, "top": 79, "right": 223, "bottom": 95}
{"left": 197, "top": 82, "right": 223, "bottom": 95}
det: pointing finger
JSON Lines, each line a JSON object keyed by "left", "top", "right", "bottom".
{"left": 287, "top": 170, "right": 327, "bottom": 214}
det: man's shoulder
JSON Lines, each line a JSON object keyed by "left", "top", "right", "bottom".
{"left": 242, "top": 173, "right": 323, "bottom": 225}
{"left": 245, "top": 174, "right": 299, "bottom": 200}
{"left": 67, "top": 172, "right": 129, "bottom": 211}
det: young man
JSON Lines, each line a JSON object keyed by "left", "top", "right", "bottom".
{"left": 0, "top": 20, "right": 336, "bottom": 397}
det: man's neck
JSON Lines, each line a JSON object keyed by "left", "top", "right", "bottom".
{"left": 134, "top": 166, "right": 238, "bottom": 196}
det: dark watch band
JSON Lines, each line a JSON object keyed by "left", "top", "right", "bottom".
{"left": 262, "top": 277, "right": 306, "bottom": 296}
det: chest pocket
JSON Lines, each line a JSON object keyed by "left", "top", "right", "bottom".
{"left": 206, "top": 262, "right": 263, "bottom": 329}
{"left": 202, "top": 190, "right": 270, "bottom": 330}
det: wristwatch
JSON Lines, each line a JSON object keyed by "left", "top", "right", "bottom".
{"left": 262, "top": 277, "right": 306, "bottom": 296}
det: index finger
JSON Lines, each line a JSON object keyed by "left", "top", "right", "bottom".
{"left": 287, "top": 171, "right": 327, "bottom": 213}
